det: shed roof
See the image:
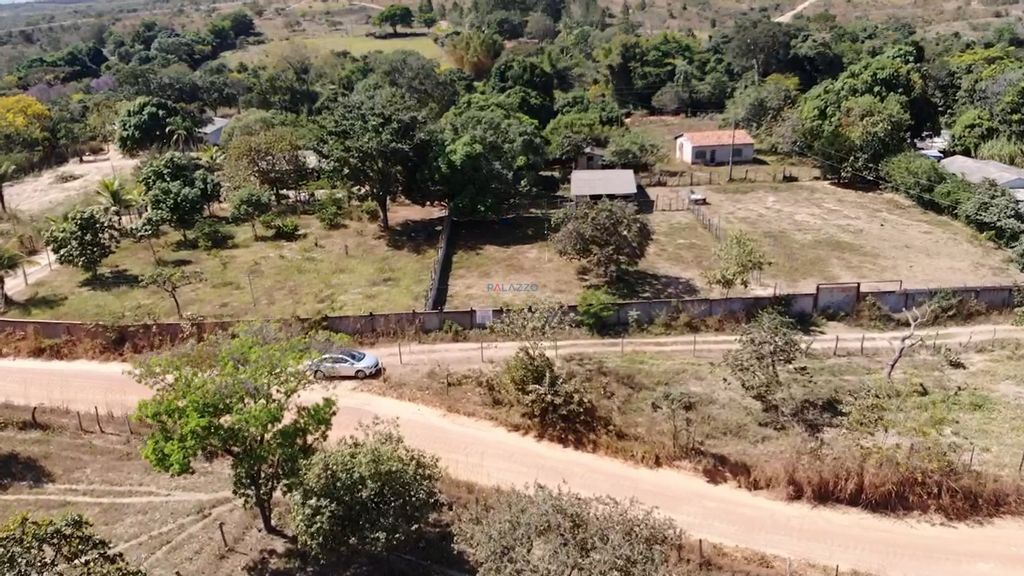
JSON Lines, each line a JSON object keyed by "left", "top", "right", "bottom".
{"left": 939, "top": 155, "right": 1024, "bottom": 189}
{"left": 675, "top": 129, "right": 755, "bottom": 147}
{"left": 199, "top": 117, "right": 230, "bottom": 134}
{"left": 570, "top": 169, "right": 637, "bottom": 197}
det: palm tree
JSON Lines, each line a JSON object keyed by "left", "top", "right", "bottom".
{"left": 0, "top": 162, "right": 18, "bottom": 213}
{"left": 196, "top": 144, "right": 225, "bottom": 172}
{"left": 95, "top": 177, "right": 137, "bottom": 223}
{"left": 166, "top": 116, "right": 199, "bottom": 152}
{"left": 0, "top": 244, "right": 26, "bottom": 311}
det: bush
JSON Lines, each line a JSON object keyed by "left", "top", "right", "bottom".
{"left": 290, "top": 423, "right": 442, "bottom": 562}
{"left": 576, "top": 288, "right": 616, "bottom": 333}
{"left": 259, "top": 213, "right": 302, "bottom": 241}
{"left": 503, "top": 346, "right": 600, "bottom": 442}
{"left": 955, "top": 179, "right": 1024, "bottom": 247}
{"left": 357, "top": 199, "right": 380, "bottom": 222}
{"left": 193, "top": 218, "right": 235, "bottom": 250}
{"left": 743, "top": 440, "right": 1024, "bottom": 520}
{"left": 455, "top": 484, "right": 681, "bottom": 576}
{"left": 880, "top": 151, "right": 951, "bottom": 213}
{"left": 315, "top": 190, "right": 349, "bottom": 229}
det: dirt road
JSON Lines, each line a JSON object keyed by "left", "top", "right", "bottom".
{"left": 775, "top": 0, "right": 820, "bottom": 23}
{"left": 5, "top": 150, "right": 137, "bottom": 215}
{"left": 1, "top": 327, "right": 1023, "bottom": 575}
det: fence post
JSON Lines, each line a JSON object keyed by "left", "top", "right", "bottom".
{"left": 480, "top": 341, "right": 484, "bottom": 362}
{"left": 697, "top": 538, "right": 703, "bottom": 564}
{"left": 621, "top": 335, "right": 625, "bottom": 354}
{"left": 76, "top": 411, "right": 84, "bottom": 433}
{"left": 125, "top": 415, "right": 133, "bottom": 436}
{"left": 692, "top": 333, "right": 697, "bottom": 356}
{"left": 968, "top": 445, "right": 975, "bottom": 470}
{"left": 860, "top": 334, "right": 865, "bottom": 355}
{"left": 1018, "top": 450, "right": 1023, "bottom": 476}
{"left": 218, "top": 521, "right": 229, "bottom": 549}
{"left": 93, "top": 406, "right": 104, "bottom": 434}
{"left": 833, "top": 334, "right": 839, "bottom": 356}
{"left": 398, "top": 341, "right": 404, "bottom": 365}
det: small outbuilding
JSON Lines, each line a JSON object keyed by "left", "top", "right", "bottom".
{"left": 675, "top": 129, "right": 755, "bottom": 165}
{"left": 199, "top": 117, "right": 231, "bottom": 146}
{"left": 570, "top": 169, "right": 637, "bottom": 202}
{"left": 574, "top": 146, "right": 606, "bottom": 170}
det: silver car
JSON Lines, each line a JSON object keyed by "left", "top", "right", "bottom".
{"left": 306, "top": 349, "right": 383, "bottom": 380}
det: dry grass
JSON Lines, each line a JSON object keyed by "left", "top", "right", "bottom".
{"left": 7, "top": 205, "right": 443, "bottom": 322}
{"left": 367, "top": 341, "right": 1024, "bottom": 519}
{"left": 694, "top": 182, "right": 1024, "bottom": 293}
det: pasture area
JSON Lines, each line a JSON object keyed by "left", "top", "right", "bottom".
{"left": 695, "top": 182, "right": 1024, "bottom": 293}
{"left": 444, "top": 211, "right": 713, "bottom": 308}
{"left": 7, "top": 205, "right": 442, "bottom": 323}
{"left": 221, "top": 33, "right": 451, "bottom": 66}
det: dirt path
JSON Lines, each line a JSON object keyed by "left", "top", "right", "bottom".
{"left": 2, "top": 327, "right": 1024, "bottom": 575}
{"left": 775, "top": 0, "right": 821, "bottom": 22}
{"left": 5, "top": 250, "right": 57, "bottom": 296}
{"left": 5, "top": 150, "right": 137, "bottom": 215}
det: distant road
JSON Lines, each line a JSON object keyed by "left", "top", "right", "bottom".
{"left": 775, "top": 0, "right": 820, "bottom": 22}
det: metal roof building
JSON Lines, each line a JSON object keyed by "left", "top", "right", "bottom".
{"left": 940, "top": 155, "right": 1024, "bottom": 190}
{"left": 569, "top": 169, "right": 638, "bottom": 200}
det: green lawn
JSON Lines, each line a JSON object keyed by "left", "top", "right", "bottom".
{"left": 8, "top": 214, "right": 440, "bottom": 323}
{"left": 222, "top": 34, "right": 452, "bottom": 67}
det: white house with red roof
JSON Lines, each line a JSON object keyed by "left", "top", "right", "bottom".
{"left": 674, "top": 129, "right": 755, "bottom": 165}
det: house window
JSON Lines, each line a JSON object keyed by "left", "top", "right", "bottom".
{"left": 732, "top": 147, "right": 743, "bottom": 158}
{"left": 693, "top": 150, "right": 707, "bottom": 160}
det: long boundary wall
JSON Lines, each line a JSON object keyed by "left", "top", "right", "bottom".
{"left": 0, "top": 284, "right": 1015, "bottom": 342}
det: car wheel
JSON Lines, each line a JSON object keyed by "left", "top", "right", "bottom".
{"left": 313, "top": 370, "right": 326, "bottom": 380}
{"left": 355, "top": 370, "right": 367, "bottom": 380}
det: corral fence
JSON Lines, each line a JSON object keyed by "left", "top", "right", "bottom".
{"left": 643, "top": 165, "right": 821, "bottom": 187}
{"left": 423, "top": 215, "right": 455, "bottom": 311}
{"left": 1, "top": 282, "right": 1017, "bottom": 343}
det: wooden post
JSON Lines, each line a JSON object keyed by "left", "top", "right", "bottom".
{"left": 860, "top": 334, "right": 865, "bottom": 355}
{"left": 125, "top": 415, "right": 133, "bottom": 436}
{"left": 833, "top": 334, "right": 839, "bottom": 356}
{"left": 44, "top": 249, "right": 52, "bottom": 270}
{"left": 76, "top": 411, "right": 84, "bottom": 433}
{"left": 246, "top": 273, "right": 256, "bottom": 308}
{"left": 1017, "top": 450, "right": 1024, "bottom": 475}
{"left": 479, "top": 341, "right": 484, "bottom": 362}
{"left": 692, "top": 333, "right": 697, "bottom": 356}
{"left": 218, "top": 521, "right": 228, "bottom": 549}
{"left": 932, "top": 330, "right": 938, "bottom": 352}
{"left": 94, "top": 406, "right": 104, "bottom": 434}
{"left": 968, "top": 445, "right": 975, "bottom": 469}
{"left": 30, "top": 406, "right": 39, "bottom": 428}
{"left": 836, "top": 565, "right": 840, "bottom": 576}
{"left": 697, "top": 538, "right": 703, "bottom": 564}
{"left": 398, "top": 341, "right": 403, "bottom": 365}
{"left": 620, "top": 335, "right": 624, "bottom": 354}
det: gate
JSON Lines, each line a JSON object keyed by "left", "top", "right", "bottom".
{"left": 814, "top": 283, "right": 860, "bottom": 316}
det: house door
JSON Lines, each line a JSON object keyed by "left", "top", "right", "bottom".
{"left": 709, "top": 149, "right": 717, "bottom": 164}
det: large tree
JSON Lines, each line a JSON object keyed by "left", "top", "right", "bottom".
{"left": 315, "top": 87, "right": 436, "bottom": 230}
{"left": 114, "top": 97, "right": 194, "bottom": 155}
{"left": 43, "top": 207, "right": 120, "bottom": 277}
{"left": 135, "top": 326, "right": 337, "bottom": 533}
{"left": 139, "top": 152, "right": 221, "bottom": 240}
{"left": 436, "top": 94, "right": 547, "bottom": 218}
{"left": 0, "top": 513, "right": 145, "bottom": 576}
{"left": 373, "top": 4, "right": 415, "bottom": 35}
{"left": 551, "top": 200, "right": 653, "bottom": 282}
{"left": 224, "top": 127, "right": 310, "bottom": 203}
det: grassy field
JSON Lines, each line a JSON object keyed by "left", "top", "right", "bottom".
{"left": 696, "top": 182, "right": 1024, "bottom": 293}
{"left": 8, "top": 206, "right": 442, "bottom": 322}
{"left": 221, "top": 33, "right": 451, "bottom": 66}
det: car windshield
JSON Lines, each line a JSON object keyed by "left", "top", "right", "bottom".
{"left": 341, "top": 350, "right": 366, "bottom": 362}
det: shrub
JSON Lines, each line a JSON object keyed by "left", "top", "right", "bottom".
{"left": 290, "top": 423, "right": 442, "bottom": 561}
{"left": 743, "top": 440, "right": 1024, "bottom": 520}
{"left": 315, "top": 190, "right": 349, "bottom": 229}
{"left": 455, "top": 484, "right": 681, "bottom": 576}
{"left": 576, "top": 287, "right": 616, "bottom": 333}
{"left": 193, "top": 218, "right": 235, "bottom": 250}
{"left": 358, "top": 199, "right": 380, "bottom": 222}
{"left": 503, "top": 346, "right": 600, "bottom": 442}
{"left": 880, "top": 151, "right": 950, "bottom": 212}
{"left": 259, "top": 213, "right": 301, "bottom": 241}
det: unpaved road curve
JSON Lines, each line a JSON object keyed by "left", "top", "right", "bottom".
{"left": 1, "top": 327, "right": 1024, "bottom": 575}
{"left": 775, "top": 0, "right": 821, "bottom": 22}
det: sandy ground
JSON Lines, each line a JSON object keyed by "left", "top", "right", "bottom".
{"left": 2, "top": 325, "right": 1024, "bottom": 575}
{"left": 5, "top": 150, "right": 138, "bottom": 215}
{"left": 692, "top": 183, "right": 1024, "bottom": 293}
